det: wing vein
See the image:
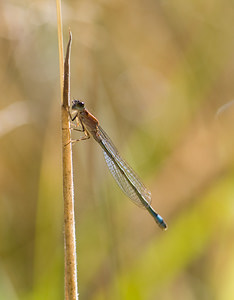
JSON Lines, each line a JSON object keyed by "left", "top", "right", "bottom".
{"left": 97, "top": 125, "right": 151, "bottom": 208}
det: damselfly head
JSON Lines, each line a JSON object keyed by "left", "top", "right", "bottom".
{"left": 72, "top": 99, "right": 85, "bottom": 111}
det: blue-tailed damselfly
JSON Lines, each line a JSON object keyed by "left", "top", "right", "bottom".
{"left": 70, "top": 100, "right": 167, "bottom": 230}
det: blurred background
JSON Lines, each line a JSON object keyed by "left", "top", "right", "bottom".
{"left": 0, "top": 0, "right": 234, "bottom": 299}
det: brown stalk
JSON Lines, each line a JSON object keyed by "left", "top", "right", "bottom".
{"left": 61, "top": 32, "right": 79, "bottom": 300}
{"left": 56, "top": 2, "right": 78, "bottom": 299}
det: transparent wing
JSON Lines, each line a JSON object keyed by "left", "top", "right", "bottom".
{"left": 97, "top": 125, "right": 151, "bottom": 207}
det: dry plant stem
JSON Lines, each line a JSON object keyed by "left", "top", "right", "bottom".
{"left": 56, "top": 0, "right": 64, "bottom": 102}
{"left": 62, "top": 32, "right": 79, "bottom": 300}
{"left": 56, "top": 1, "right": 69, "bottom": 298}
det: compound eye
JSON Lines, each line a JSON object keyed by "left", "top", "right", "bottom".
{"left": 72, "top": 99, "right": 85, "bottom": 110}
{"left": 78, "top": 101, "right": 85, "bottom": 108}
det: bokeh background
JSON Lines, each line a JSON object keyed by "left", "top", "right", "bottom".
{"left": 0, "top": 0, "right": 234, "bottom": 299}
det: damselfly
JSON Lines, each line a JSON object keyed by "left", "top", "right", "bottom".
{"left": 70, "top": 100, "right": 167, "bottom": 230}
